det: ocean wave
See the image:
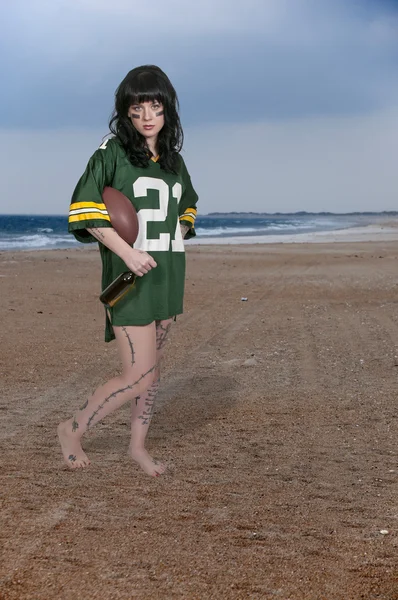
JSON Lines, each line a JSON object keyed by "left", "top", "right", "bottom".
{"left": 0, "top": 215, "right": 362, "bottom": 250}
{"left": 194, "top": 220, "right": 343, "bottom": 237}
{"left": 195, "top": 226, "right": 260, "bottom": 236}
{"left": 0, "top": 234, "right": 79, "bottom": 250}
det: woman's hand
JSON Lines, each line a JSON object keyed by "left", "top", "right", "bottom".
{"left": 123, "top": 248, "right": 157, "bottom": 277}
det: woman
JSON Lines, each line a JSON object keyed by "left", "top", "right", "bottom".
{"left": 58, "top": 65, "right": 198, "bottom": 477}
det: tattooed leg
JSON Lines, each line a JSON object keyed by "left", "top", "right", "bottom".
{"left": 128, "top": 318, "right": 173, "bottom": 477}
{"left": 156, "top": 320, "right": 172, "bottom": 351}
{"left": 122, "top": 326, "right": 136, "bottom": 367}
{"left": 129, "top": 379, "right": 165, "bottom": 476}
{"left": 58, "top": 322, "right": 157, "bottom": 470}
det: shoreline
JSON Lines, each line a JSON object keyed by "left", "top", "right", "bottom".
{"left": 0, "top": 222, "right": 398, "bottom": 255}
{"left": 2, "top": 216, "right": 398, "bottom": 253}
{"left": 2, "top": 221, "right": 398, "bottom": 253}
{"left": 190, "top": 222, "right": 398, "bottom": 245}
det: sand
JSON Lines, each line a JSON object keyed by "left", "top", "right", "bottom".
{"left": 1, "top": 238, "right": 398, "bottom": 599}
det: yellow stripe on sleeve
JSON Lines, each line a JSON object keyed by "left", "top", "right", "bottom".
{"left": 70, "top": 201, "right": 108, "bottom": 211}
{"left": 179, "top": 214, "right": 195, "bottom": 225}
{"left": 180, "top": 207, "right": 197, "bottom": 225}
{"left": 69, "top": 213, "right": 111, "bottom": 223}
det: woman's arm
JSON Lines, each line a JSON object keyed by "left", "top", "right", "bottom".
{"left": 180, "top": 223, "right": 190, "bottom": 239}
{"left": 87, "top": 227, "right": 157, "bottom": 277}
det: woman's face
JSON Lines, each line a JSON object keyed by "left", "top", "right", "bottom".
{"left": 128, "top": 100, "right": 165, "bottom": 143}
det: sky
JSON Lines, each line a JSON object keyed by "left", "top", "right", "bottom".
{"left": 0, "top": 0, "right": 397, "bottom": 214}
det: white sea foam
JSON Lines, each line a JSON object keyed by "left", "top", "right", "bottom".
{"left": 194, "top": 220, "right": 346, "bottom": 237}
{"left": 0, "top": 215, "right": 383, "bottom": 250}
{"left": 0, "top": 234, "right": 78, "bottom": 250}
{"left": 189, "top": 225, "right": 398, "bottom": 245}
{"left": 195, "top": 226, "right": 260, "bottom": 236}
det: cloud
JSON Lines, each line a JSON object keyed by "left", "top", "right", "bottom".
{"left": 184, "top": 108, "right": 398, "bottom": 214}
{"left": 0, "top": 0, "right": 397, "bottom": 128}
{"left": 1, "top": 107, "right": 397, "bottom": 215}
{"left": 0, "top": 1, "right": 396, "bottom": 221}
{"left": 3, "top": 0, "right": 287, "bottom": 38}
{"left": 4, "top": 0, "right": 396, "bottom": 45}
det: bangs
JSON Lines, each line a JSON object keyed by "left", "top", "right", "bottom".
{"left": 130, "top": 91, "right": 163, "bottom": 106}
{"left": 127, "top": 71, "right": 166, "bottom": 106}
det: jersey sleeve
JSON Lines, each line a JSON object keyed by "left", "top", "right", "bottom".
{"left": 178, "top": 156, "right": 198, "bottom": 240}
{"left": 68, "top": 139, "right": 117, "bottom": 243}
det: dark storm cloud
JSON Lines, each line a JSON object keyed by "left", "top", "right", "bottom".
{"left": 0, "top": 0, "right": 397, "bottom": 129}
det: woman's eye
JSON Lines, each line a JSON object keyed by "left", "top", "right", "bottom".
{"left": 152, "top": 104, "right": 160, "bottom": 110}
{"left": 132, "top": 106, "right": 141, "bottom": 111}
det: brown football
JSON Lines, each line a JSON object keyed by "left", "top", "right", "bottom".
{"left": 102, "top": 187, "right": 139, "bottom": 245}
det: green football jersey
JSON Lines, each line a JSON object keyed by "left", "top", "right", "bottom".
{"left": 68, "top": 137, "right": 198, "bottom": 342}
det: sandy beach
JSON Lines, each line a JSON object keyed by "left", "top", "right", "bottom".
{"left": 1, "top": 236, "right": 398, "bottom": 599}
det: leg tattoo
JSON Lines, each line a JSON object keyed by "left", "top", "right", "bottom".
{"left": 129, "top": 379, "right": 165, "bottom": 476}
{"left": 136, "top": 379, "right": 160, "bottom": 426}
{"left": 86, "top": 363, "right": 158, "bottom": 429}
{"left": 156, "top": 322, "right": 171, "bottom": 351}
{"left": 122, "top": 326, "right": 136, "bottom": 367}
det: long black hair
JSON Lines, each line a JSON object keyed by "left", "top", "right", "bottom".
{"left": 109, "top": 65, "right": 183, "bottom": 173}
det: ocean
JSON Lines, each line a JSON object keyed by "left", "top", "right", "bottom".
{"left": 0, "top": 213, "right": 392, "bottom": 251}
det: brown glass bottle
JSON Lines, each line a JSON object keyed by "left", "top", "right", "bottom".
{"left": 99, "top": 271, "right": 136, "bottom": 307}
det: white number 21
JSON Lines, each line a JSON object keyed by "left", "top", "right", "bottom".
{"left": 132, "top": 177, "right": 184, "bottom": 253}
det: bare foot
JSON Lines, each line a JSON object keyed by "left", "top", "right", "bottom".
{"left": 128, "top": 446, "right": 166, "bottom": 477}
{"left": 57, "top": 420, "right": 90, "bottom": 469}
